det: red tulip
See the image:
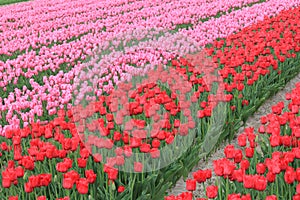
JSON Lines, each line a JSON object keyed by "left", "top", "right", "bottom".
{"left": 77, "top": 158, "right": 87, "bottom": 168}
{"left": 24, "top": 182, "right": 33, "bottom": 193}
{"left": 2, "top": 177, "right": 11, "bottom": 188}
{"left": 106, "top": 167, "right": 118, "bottom": 180}
{"left": 240, "top": 159, "right": 250, "bottom": 170}
{"left": 152, "top": 139, "right": 161, "bottom": 148}
{"left": 76, "top": 178, "right": 89, "bottom": 194}
{"left": 179, "top": 192, "right": 193, "bottom": 200}
{"left": 56, "top": 163, "right": 70, "bottom": 173}
{"left": 118, "top": 186, "right": 125, "bottom": 193}
{"left": 224, "top": 145, "right": 236, "bottom": 159}
{"left": 15, "top": 166, "right": 24, "bottom": 178}
{"left": 39, "top": 174, "right": 52, "bottom": 186}
{"left": 186, "top": 179, "right": 196, "bottom": 191}
{"left": 293, "top": 194, "right": 300, "bottom": 200}
{"left": 79, "top": 148, "right": 90, "bottom": 159}
{"left": 206, "top": 185, "right": 218, "bottom": 199}
{"left": 63, "top": 177, "right": 73, "bottom": 189}
{"left": 140, "top": 143, "right": 151, "bottom": 153}
{"left": 129, "top": 137, "right": 142, "bottom": 148}
{"left": 254, "top": 176, "right": 267, "bottom": 191}
{"left": 295, "top": 168, "right": 300, "bottom": 182}
{"left": 193, "top": 170, "right": 208, "bottom": 183}
{"left": 150, "top": 148, "right": 160, "bottom": 159}
{"left": 134, "top": 162, "right": 143, "bottom": 172}
{"left": 1, "top": 142, "right": 8, "bottom": 151}
{"left": 266, "top": 195, "right": 277, "bottom": 200}
{"left": 237, "top": 134, "right": 247, "bottom": 147}
{"left": 243, "top": 175, "right": 255, "bottom": 189}
{"left": 20, "top": 156, "right": 35, "bottom": 170}
{"left": 228, "top": 193, "right": 241, "bottom": 200}
{"left": 284, "top": 167, "right": 295, "bottom": 184}
{"left": 113, "top": 131, "right": 122, "bottom": 141}
{"left": 231, "top": 169, "right": 244, "bottom": 182}
{"left": 256, "top": 163, "right": 266, "bottom": 174}
{"left": 85, "top": 170, "right": 96, "bottom": 183}
{"left": 258, "top": 125, "right": 265, "bottom": 134}
{"left": 297, "top": 183, "right": 300, "bottom": 194}
{"left": 124, "top": 146, "right": 133, "bottom": 157}
{"left": 245, "top": 147, "right": 254, "bottom": 158}
{"left": 234, "top": 149, "right": 243, "bottom": 163}
{"left": 241, "top": 194, "right": 251, "bottom": 200}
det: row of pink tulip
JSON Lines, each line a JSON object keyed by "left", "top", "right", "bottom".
{"left": 0, "top": 0, "right": 164, "bottom": 53}
{"left": 0, "top": 0, "right": 299, "bottom": 135}
{"left": 0, "top": 0, "right": 295, "bottom": 91}
{"left": 0, "top": 0, "right": 142, "bottom": 24}
{"left": 0, "top": 0, "right": 263, "bottom": 55}
{"left": 180, "top": 0, "right": 299, "bottom": 46}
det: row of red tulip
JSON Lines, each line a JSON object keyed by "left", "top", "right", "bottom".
{"left": 166, "top": 80, "right": 300, "bottom": 199}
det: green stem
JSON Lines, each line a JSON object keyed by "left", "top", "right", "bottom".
{"left": 225, "top": 178, "right": 229, "bottom": 199}
{"left": 276, "top": 179, "right": 279, "bottom": 198}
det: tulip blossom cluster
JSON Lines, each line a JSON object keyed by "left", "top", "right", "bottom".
{"left": 24, "top": 174, "right": 52, "bottom": 193}
{"left": 2, "top": 160, "right": 24, "bottom": 188}
{"left": 62, "top": 169, "right": 96, "bottom": 194}
{"left": 1, "top": 115, "right": 110, "bottom": 198}
{"left": 1, "top": 0, "right": 300, "bottom": 135}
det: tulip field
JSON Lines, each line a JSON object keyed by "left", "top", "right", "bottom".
{"left": 1, "top": 0, "right": 300, "bottom": 199}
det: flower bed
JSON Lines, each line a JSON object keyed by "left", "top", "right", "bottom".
{"left": 0, "top": 0, "right": 268, "bottom": 64}
{"left": 1, "top": 1, "right": 300, "bottom": 200}
{"left": 165, "top": 78, "right": 300, "bottom": 200}
{"left": 0, "top": 0, "right": 265, "bottom": 54}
